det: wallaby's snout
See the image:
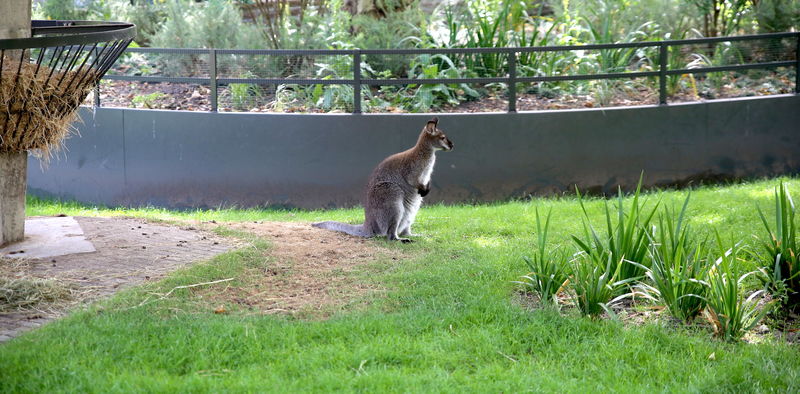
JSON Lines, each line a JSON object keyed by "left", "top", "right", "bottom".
{"left": 442, "top": 137, "right": 454, "bottom": 151}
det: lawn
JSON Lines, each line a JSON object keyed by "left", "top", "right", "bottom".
{"left": 2, "top": 178, "right": 799, "bottom": 392}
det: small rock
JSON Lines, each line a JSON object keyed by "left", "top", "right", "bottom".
{"left": 142, "top": 246, "right": 146, "bottom": 249}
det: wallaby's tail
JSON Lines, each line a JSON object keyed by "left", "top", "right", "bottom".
{"left": 312, "top": 221, "right": 371, "bottom": 237}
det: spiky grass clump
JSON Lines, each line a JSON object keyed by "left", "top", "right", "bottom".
{"left": 0, "top": 58, "right": 95, "bottom": 160}
{"left": 704, "top": 239, "right": 775, "bottom": 341}
{"left": 516, "top": 208, "right": 571, "bottom": 306}
{"left": 570, "top": 251, "right": 634, "bottom": 318}
{"left": 637, "top": 194, "right": 710, "bottom": 323}
{"left": 756, "top": 182, "right": 800, "bottom": 311}
{"left": 572, "top": 179, "right": 659, "bottom": 286}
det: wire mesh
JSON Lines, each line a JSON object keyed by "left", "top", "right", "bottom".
{"left": 666, "top": 37, "right": 797, "bottom": 103}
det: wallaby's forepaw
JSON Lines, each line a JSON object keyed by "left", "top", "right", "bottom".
{"left": 400, "top": 238, "right": 414, "bottom": 244}
{"left": 418, "top": 183, "right": 431, "bottom": 197}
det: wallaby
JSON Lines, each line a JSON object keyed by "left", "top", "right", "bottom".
{"left": 313, "top": 117, "right": 454, "bottom": 243}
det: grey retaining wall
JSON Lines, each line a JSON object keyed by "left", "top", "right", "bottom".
{"left": 28, "top": 95, "right": 800, "bottom": 209}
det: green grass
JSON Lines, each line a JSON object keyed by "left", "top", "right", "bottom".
{"left": 4, "top": 178, "right": 800, "bottom": 392}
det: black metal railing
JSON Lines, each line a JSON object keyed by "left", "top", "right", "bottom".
{"left": 98, "top": 31, "right": 800, "bottom": 113}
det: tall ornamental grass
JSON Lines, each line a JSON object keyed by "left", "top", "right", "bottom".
{"left": 636, "top": 194, "right": 710, "bottom": 323}
{"left": 516, "top": 208, "right": 570, "bottom": 307}
{"left": 756, "top": 182, "right": 800, "bottom": 311}
{"left": 572, "top": 179, "right": 659, "bottom": 285}
{"left": 704, "top": 237, "right": 775, "bottom": 341}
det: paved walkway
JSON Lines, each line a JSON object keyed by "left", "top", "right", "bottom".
{"left": 0, "top": 216, "right": 233, "bottom": 343}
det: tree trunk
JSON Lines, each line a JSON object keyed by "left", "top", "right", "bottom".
{"left": 0, "top": 0, "right": 31, "bottom": 247}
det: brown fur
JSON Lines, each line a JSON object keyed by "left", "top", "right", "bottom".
{"left": 313, "top": 117, "right": 454, "bottom": 242}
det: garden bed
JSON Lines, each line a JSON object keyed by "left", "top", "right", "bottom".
{"left": 93, "top": 68, "right": 795, "bottom": 113}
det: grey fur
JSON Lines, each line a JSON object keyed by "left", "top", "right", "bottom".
{"left": 313, "top": 117, "right": 453, "bottom": 242}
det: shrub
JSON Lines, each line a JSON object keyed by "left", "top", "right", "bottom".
{"left": 149, "top": 0, "right": 256, "bottom": 49}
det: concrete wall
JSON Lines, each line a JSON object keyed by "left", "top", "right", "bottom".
{"left": 28, "top": 95, "right": 800, "bottom": 209}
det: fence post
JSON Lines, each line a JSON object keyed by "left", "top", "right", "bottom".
{"left": 209, "top": 48, "right": 218, "bottom": 112}
{"left": 508, "top": 49, "right": 516, "bottom": 112}
{"left": 659, "top": 42, "right": 667, "bottom": 105}
{"left": 353, "top": 50, "right": 362, "bottom": 114}
{"left": 795, "top": 33, "right": 799, "bottom": 95}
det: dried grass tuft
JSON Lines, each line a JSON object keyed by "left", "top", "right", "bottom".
{"left": 0, "top": 57, "right": 96, "bottom": 161}
{"left": 0, "top": 277, "right": 75, "bottom": 311}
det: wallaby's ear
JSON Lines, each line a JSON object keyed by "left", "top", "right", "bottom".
{"left": 425, "top": 117, "right": 439, "bottom": 134}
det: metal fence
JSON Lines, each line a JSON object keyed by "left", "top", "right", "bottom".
{"left": 98, "top": 31, "right": 800, "bottom": 113}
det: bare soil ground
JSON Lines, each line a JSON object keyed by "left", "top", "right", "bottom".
{"left": 0, "top": 217, "right": 401, "bottom": 343}
{"left": 209, "top": 221, "right": 404, "bottom": 317}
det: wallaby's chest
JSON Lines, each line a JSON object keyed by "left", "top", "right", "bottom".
{"left": 418, "top": 155, "right": 436, "bottom": 186}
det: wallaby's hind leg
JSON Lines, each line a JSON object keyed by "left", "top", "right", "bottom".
{"left": 399, "top": 194, "right": 422, "bottom": 237}
{"left": 369, "top": 183, "right": 412, "bottom": 243}
{"left": 386, "top": 202, "right": 412, "bottom": 243}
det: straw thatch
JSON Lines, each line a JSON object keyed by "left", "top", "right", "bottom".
{"left": 0, "top": 57, "right": 96, "bottom": 159}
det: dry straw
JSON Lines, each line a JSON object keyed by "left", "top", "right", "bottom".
{"left": 0, "top": 56, "right": 96, "bottom": 161}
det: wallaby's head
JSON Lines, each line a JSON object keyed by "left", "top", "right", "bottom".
{"left": 419, "top": 117, "right": 454, "bottom": 152}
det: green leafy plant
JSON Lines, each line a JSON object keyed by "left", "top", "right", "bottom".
{"left": 572, "top": 177, "right": 659, "bottom": 286}
{"left": 131, "top": 92, "right": 167, "bottom": 109}
{"left": 636, "top": 194, "right": 711, "bottom": 322}
{"left": 397, "top": 54, "right": 480, "bottom": 112}
{"left": 704, "top": 237, "right": 774, "bottom": 341}
{"left": 516, "top": 208, "right": 571, "bottom": 307}
{"left": 229, "top": 82, "right": 262, "bottom": 111}
{"left": 756, "top": 182, "right": 800, "bottom": 311}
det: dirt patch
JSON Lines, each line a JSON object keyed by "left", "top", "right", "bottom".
{"left": 217, "top": 221, "right": 405, "bottom": 317}
{"left": 0, "top": 216, "right": 234, "bottom": 343}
